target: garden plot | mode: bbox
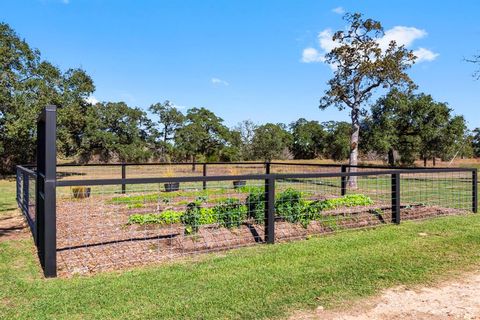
[55,182,468,277]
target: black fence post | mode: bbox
[121,163,126,194]
[203,163,207,190]
[341,165,347,196]
[391,173,401,224]
[36,105,57,278]
[473,169,478,213]
[264,176,275,244]
[265,161,271,175]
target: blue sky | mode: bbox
[1,0,480,128]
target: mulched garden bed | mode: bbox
[55,196,468,277]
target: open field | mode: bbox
[1,214,480,319]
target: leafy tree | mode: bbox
[78,102,151,163]
[148,101,184,159]
[0,22,94,173]
[366,90,467,166]
[251,123,292,161]
[233,120,257,160]
[289,118,326,159]
[323,121,351,161]
[174,107,230,163]
[319,13,416,186]
[473,128,480,157]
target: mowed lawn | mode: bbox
[1,213,480,318]
[0,178,16,214]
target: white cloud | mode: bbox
[332,7,345,15]
[211,77,229,86]
[413,47,439,62]
[61,0,70,4]
[301,25,438,64]
[301,48,324,63]
[85,95,99,105]
[377,26,427,50]
[318,29,340,52]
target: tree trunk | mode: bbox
[348,107,360,189]
[432,157,436,167]
[423,157,427,167]
[388,149,395,166]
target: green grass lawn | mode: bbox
[0,178,16,215]
[2,214,480,319]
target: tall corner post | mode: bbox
[473,169,478,214]
[36,105,57,277]
[391,173,401,224]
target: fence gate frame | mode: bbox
[36,105,57,277]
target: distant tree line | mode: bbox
[0,21,478,174]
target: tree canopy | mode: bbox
[319,13,416,186]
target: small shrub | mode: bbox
[213,198,247,229]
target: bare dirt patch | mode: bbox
[0,210,28,241]
[290,271,480,320]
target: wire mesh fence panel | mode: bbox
[55,178,268,276]
[399,171,473,221]
[270,163,342,174]
[16,167,37,233]
[273,174,394,242]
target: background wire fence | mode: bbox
[50,164,477,276]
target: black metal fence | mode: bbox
[15,106,479,277]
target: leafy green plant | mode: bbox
[127,210,183,225]
[245,189,265,223]
[275,188,306,225]
[182,202,202,234]
[212,198,247,229]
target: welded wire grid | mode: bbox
[53,165,475,276]
[55,178,267,276]
[273,174,392,241]
[399,171,473,220]
[16,168,37,227]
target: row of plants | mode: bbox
[109,185,263,206]
[127,188,374,234]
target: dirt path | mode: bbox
[291,271,480,320]
[0,210,28,241]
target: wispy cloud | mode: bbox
[332,7,345,15]
[61,0,70,4]
[301,25,438,65]
[413,47,439,62]
[211,77,229,86]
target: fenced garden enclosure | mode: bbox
[16,106,479,278]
